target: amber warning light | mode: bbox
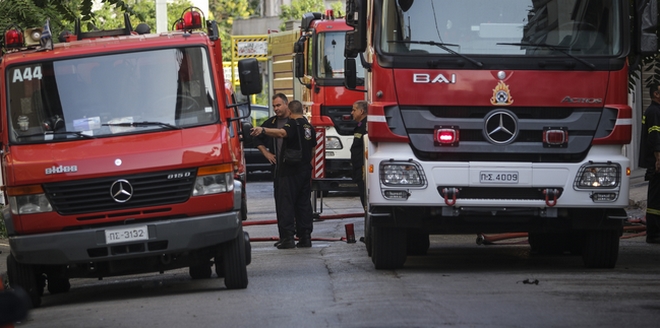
[434,126,459,147]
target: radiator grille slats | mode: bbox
[44,169,197,215]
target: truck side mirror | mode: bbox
[636,0,658,56]
[238,58,262,96]
[294,53,305,78]
[345,0,367,56]
[344,58,357,89]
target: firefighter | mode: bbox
[253,93,291,246]
[351,100,368,211]
[251,100,317,248]
[639,83,660,244]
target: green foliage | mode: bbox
[279,0,326,30]
[331,1,345,18]
[92,0,194,32]
[209,0,255,62]
[0,0,77,37]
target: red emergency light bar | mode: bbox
[3,25,24,49]
[434,126,459,147]
[174,7,205,31]
[324,9,335,20]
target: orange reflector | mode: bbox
[198,163,233,176]
[6,184,44,196]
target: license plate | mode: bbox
[105,225,149,244]
[480,171,519,184]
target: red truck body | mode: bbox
[298,14,366,180]
[343,0,657,270]
[1,11,252,307]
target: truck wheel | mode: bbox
[189,261,212,279]
[364,214,373,257]
[372,226,407,270]
[223,226,248,289]
[214,254,225,278]
[582,230,619,268]
[47,276,71,294]
[240,197,248,221]
[7,254,42,307]
[406,231,430,256]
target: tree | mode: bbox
[209,0,254,61]
[279,0,325,31]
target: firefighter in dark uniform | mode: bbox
[252,93,290,246]
[251,100,317,249]
[351,100,368,210]
[640,83,660,244]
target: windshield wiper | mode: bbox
[103,121,181,130]
[16,131,96,139]
[497,42,596,70]
[390,40,484,68]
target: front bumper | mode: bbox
[9,211,242,265]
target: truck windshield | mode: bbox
[6,47,217,144]
[380,0,622,56]
[316,31,365,78]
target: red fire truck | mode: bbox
[344,0,657,269]
[0,9,260,306]
[292,12,366,191]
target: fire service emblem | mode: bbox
[490,81,514,106]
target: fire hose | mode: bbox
[476,217,648,245]
[242,212,364,242]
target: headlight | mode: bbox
[193,172,234,196]
[9,194,53,215]
[380,162,426,186]
[574,164,620,189]
[325,137,342,150]
[193,164,235,196]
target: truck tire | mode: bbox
[582,230,619,268]
[364,214,373,257]
[406,231,430,256]
[189,261,212,279]
[47,276,71,295]
[7,254,41,307]
[372,226,407,270]
[223,226,248,289]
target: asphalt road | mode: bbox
[1,174,659,327]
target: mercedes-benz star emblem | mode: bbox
[110,179,133,203]
[484,110,518,144]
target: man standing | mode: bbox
[253,93,290,246]
[351,100,368,210]
[639,83,660,244]
[251,100,317,249]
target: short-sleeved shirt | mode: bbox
[279,117,317,177]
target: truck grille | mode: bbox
[394,106,616,163]
[43,169,197,215]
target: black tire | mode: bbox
[189,262,212,279]
[372,226,407,270]
[364,214,373,257]
[7,254,41,308]
[47,276,71,295]
[214,253,225,278]
[406,231,430,256]
[582,230,619,268]
[240,196,248,221]
[223,226,248,289]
